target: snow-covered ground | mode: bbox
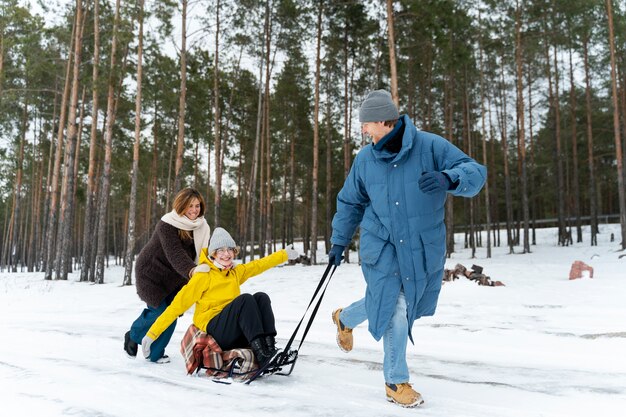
[1,224,625,417]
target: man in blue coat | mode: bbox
[329,90,486,408]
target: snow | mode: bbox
[1,224,625,417]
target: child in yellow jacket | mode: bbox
[141,227,299,367]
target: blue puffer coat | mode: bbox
[331,115,486,341]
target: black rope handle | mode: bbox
[282,263,338,354]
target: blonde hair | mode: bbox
[172,188,206,241]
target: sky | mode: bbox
[1,223,625,417]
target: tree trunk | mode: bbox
[548,39,567,246]
[39,87,58,271]
[606,0,626,249]
[289,132,295,246]
[342,21,350,263]
[515,1,530,253]
[310,0,323,264]
[173,0,188,194]
[213,0,222,227]
[478,15,491,258]
[68,87,86,274]
[55,0,84,280]
[150,110,159,233]
[567,47,582,243]
[44,17,76,280]
[9,102,28,271]
[498,55,514,254]
[262,2,273,257]
[123,0,144,286]
[80,0,99,281]
[94,0,121,284]
[444,72,455,256]
[386,0,398,106]
[246,5,269,261]
[325,73,332,254]
[527,55,537,245]
[462,76,475,258]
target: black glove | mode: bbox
[418,171,452,194]
[328,244,345,266]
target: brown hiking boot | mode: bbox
[332,308,353,352]
[385,383,424,408]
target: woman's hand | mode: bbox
[189,264,211,277]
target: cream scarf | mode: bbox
[161,210,211,263]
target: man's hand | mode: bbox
[328,244,345,266]
[418,171,451,194]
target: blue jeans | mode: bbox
[340,292,409,384]
[130,291,177,362]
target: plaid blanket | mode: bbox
[180,324,258,380]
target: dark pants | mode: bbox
[130,291,177,362]
[206,292,276,350]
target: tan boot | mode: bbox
[331,308,353,352]
[385,383,424,408]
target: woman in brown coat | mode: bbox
[123,188,210,363]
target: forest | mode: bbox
[0,0,625,283]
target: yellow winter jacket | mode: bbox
[146,248,288,341]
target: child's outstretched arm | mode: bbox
[237,250,288,285]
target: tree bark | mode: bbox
[173,0,188,194]
[310,0,323,264]
[245,5,269,261]
[567,46,582,243]
[342,20,350,263]
[515,1,530,253]
[478,15,491,258]
[605,0,626,249]
[80,15,98,279]
[38,87,58,270]
[498,54,514,253]
[213,0,222,227]
[386,0,398,106]
[80,0,99,281]
[9,102,28,271]
[94,0,121,284]
[123,0,144,286]
[44,16,76,280]
[325,72,332,254]
[55,0,84,280]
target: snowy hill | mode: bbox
[1,225,625,417]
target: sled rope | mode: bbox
[282,263,338,354]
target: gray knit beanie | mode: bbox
[358,89,399,122]
[209,227,236,254]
